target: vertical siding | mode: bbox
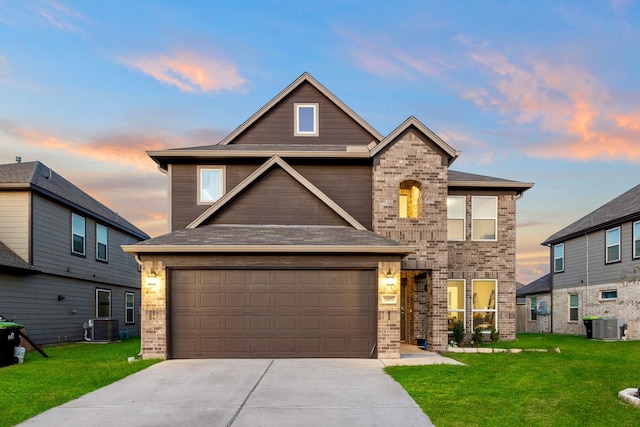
[0,192,30,261]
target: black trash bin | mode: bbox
[582,316,600,340]
[0,322,22,367]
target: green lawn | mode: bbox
[386,334,640,427]
[0,338,160,427]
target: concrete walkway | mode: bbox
[18,358,442,427]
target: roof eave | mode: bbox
[448,181,534,193]
[122,244,416,255]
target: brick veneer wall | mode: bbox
[140,260,168,359]
[552,282,640,339]
[447,193,518,341]
[377,261,402,358]
[372,130,449,351]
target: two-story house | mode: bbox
[123,73,532,359]
[0,160,149,345]
[535,184,640,339]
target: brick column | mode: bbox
[141,260,167,359]
[377,261,401,358]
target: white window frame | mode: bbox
[605,227,621,264]
[471,196,497,241]
[125,292,135,324]
[447,279,466,331]
[294,103,319,136]
[569,293,579,322]
[600,290,618,301]
[96,224,108,262]
[447,196,466,241]
[197,166,225,205]
[471,279,498,331]
[633,221,640,259]
[554,243,565,273]
[96,288,111,318]
[530,296,538,321]
[71,213,86,256]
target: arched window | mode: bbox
[399,180,421,218]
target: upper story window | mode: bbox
[399,180,421,219]
[71,213,86,256]
[96,224,108,262]
[471,196,497,241]
[554,243,564,273]
[294,103,318,136]
[606,227,621,264]
[633,221,640,259]
[447,196,466,241]
[198,166,225,204]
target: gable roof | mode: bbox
[448,170,534,194]
[122,225,414,254]
[0,161,149,240]
[370,116,460,165]
[217,72,383,146]
[0,240,37,275]
[516,273,551,296]
[187,155,367,230]
[543,183,640,245]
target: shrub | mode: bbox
[452,320,465,345]
[472,327,484,347]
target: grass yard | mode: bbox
[386,334,640,427]
[0,338,160,427]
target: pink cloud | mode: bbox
[119,51,246,93]
[464,49,640,162]
[34,0,88,34]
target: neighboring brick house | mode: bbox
[0,161,148,345]
[539,184,640,339]
[123,73,533,359]
[516,274,551,333]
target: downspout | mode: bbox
[585,234,589,315]
[549,245,553,334]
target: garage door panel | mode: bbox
[170,269,376,358]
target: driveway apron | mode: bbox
[18,359,434,427]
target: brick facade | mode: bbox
[372,130,449,352]
[140,260,167,359]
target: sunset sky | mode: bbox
[1,1,638,284]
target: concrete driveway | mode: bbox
[18,359,435,427]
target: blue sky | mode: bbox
[1,1,638,284]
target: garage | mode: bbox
[170,269,377,358]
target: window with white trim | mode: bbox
[606,227,621,263]
[198,166,225,204]
[530,296,538,321]
[96,224,108,262]
[71,213,85,256]
[125,292,135,324]
[96,288,111,318]
[633,221,640,259]
[554,243,564,273]
[472,279,497,331]
[447,196,466,241]
[600,290,617,300]
[472,196,497,241]
[294,103,318,136]
[569,293,579,322]
[447,280,465,331]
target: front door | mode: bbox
[400,278,407,342]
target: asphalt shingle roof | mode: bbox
[543,184,640,245]
[516,273,551,296]
[134,225,408,249]
[0,161,148,240]
[0,241,35,273]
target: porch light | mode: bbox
[385,269,395,287]
[146,271,158,286]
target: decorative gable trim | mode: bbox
[218,72,383,145]
[370,116,460,165]
[186,155,367,230]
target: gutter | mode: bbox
[122,244,416,255]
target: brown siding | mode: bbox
[207,168,350,226]
[232,83,376,145]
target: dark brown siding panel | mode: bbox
[207,168,350,226]
[232,83,376,145]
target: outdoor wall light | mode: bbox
[146,271,158,286]
[385,269,395,287]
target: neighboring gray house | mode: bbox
[516,274,551,333]
[0,161,149,345]
[540,184,640,339]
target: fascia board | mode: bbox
[122,244,416,254]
